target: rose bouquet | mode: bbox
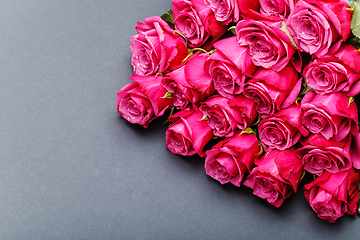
[117,0,360,223]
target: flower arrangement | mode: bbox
[117,0,360,223]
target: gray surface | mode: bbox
[0,0,359,239]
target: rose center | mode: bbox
[309,155,332,170]
[173,89,188,109]
[315,203,335,216]
[298,15,318,41]
[303,110,329,133]
[127,102,141,116]
[133,45,152,75]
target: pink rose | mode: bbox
[163,52,215,109]
[204,36,256,98]
[259,0,294,18]
[116,75,172,128]
[166,108,213,157]
[235,16,297,71]
[204,0,260,25]
[300,91,359,141]
[172,0,227,47]
[304,168,360,223]
[243,149,304,207]
[162,54,204,110]
[243,66,301,118]
[162,73,201,110]
[200,94,257,137]
[258,103,307,152]
[296,133,353,175]
[130,16,188,76]
[205,131,260,187]
[286,0,352,57]
[303,43,360,97]
[183,52,216,97]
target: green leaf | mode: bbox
[279,21,298,49]
[251,115,261,126]
[255,142,264,156]
[161,92,173,99]
[156,72,164,77]
[181,51,193,64]
[175,30,186,40]
[169,106,175,117]
[228,26,237,36]
[161,9,175,29]
[345,36,360,49]
[299,77,313,95]
[348,96,355,108]
[200,115,209,121]
[240,127,255,135]
[240,127,260,140]
[351,0,360,38]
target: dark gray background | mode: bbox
[0,0,359,239]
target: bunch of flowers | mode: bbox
[117,0,360,223]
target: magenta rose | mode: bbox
[303,43,360,97]
[162,55,203,110]
[296,133,354,176]
[235,16,297,71]
[162,74,201,110]
[286,0,353,57]
[258,103,308,152]
[163,52,215,109]
[130,16,188,76]
[166,108,213,157]
[304,168,360,223]
[204,36,256,98]
[243,66,301,118]
[116,75,172,128]
[243,149,304,207]
[205,131,260,187]
[183,52,216,98]
[172,0,227,47]
[259,0,294,18]
[300,91,359,141]
[204,0,260,25]
[200,94,257,137]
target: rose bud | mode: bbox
[235,16,297,71]
[172,0,227,48]
[205,130,260,187]
[258,103,307,152]
[166,107,213,157]
[286,0,353,57]
[296,133,353,176]
[116,75,172,128]
[303,43,360,97]
[259,0,294,18]
[130,16,188,76]
[204,0,260,25]
[304,168,360,223]
[200,94,257,137]
[243,149,304,207]
[300,91,359,142]
[243,66,301,118]
[204,36,256,98]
